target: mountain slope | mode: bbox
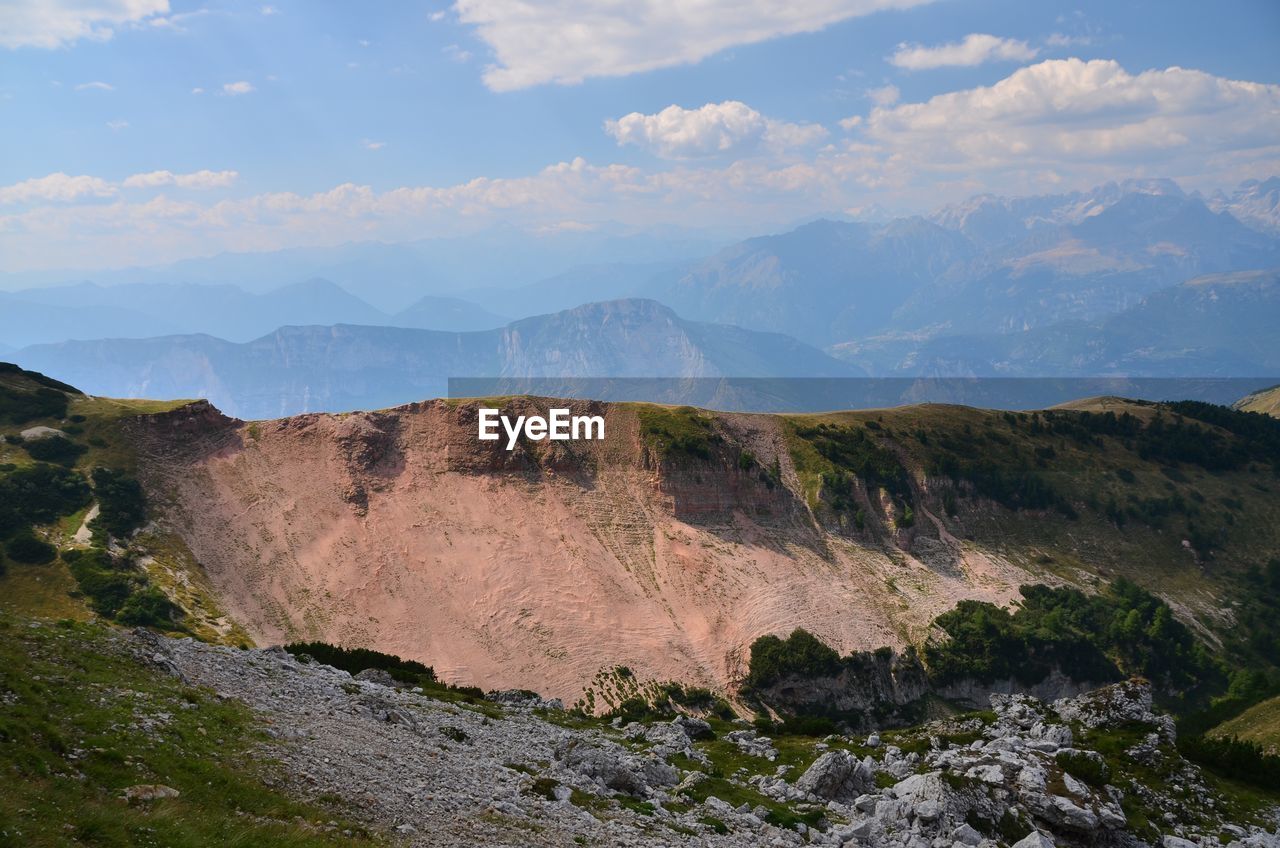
[834,269,1280,376]
[645,180,1280,346]
[645,218,976,346]
[14,299,859,418]
[114,392,1280,704]
[1235,385,1280,417]
[391,295,508,331]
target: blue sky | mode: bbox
[1,0,1278,270]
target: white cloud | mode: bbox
[260,5,279,14]
[5,61,1279,271]
[121,170,238,189]
[606,101,826,159]
[222,80,254,95]
[442,44,472,63]
[75,80,114,91]
[191,87,204,94]
[890,33,1038,70]
[866,84,899,106]
[428,10,447,22]
[106,119,129,130]
[147,8,209,31]
[0,173,114,204]
[0,0,168,49]
[362,140,387,151]
[1046,32,1092,48]
[859,59,1280,176]
[0,169,236,206]
[874,66,1279,203]
[454,0,936,91]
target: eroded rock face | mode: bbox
[137,398,1030,702]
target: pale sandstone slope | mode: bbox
[130,398,1027,701]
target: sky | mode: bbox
[1,0,1279,271]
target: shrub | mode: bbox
[115,587,182,628]
[1055,750,1110,788]
[637,406,717,460]
[284,641,437,686]
[0,384,68,424]
[0,463,92,525]
[22,436,86,467]
[66,550,137,617]
[4,532,57,564]
[746,628,842,689]
[1179,735,1280,792]
[924,580,1222,699]
[89,468,148,541]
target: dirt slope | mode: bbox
[127,398,1027,701]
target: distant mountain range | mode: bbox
[645,179,1280,346]
[5,177,1279,414]
[0,226,728,313]
[0,278,508,346]
[13,299,858,418]
[831,269,1280,376]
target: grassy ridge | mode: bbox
[1210,695,1280,754]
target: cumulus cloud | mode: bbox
[0,0,168,49]
[859,59,1280,175]
[0,173,115,204]
[0,169,236,206]
[454,0,936,91]
[121,169,238,189]
[890,33,1038,70]
[605,101,826,159]
[362,140,387,151]
[222,80,254,95]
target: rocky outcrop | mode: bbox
[134,630,1280,848]
[793,750,874,804]
[753,647,931,731]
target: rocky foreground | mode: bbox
[131,629,1279,848]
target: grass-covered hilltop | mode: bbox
[2,361,1279,846]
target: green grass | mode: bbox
[0,614,381,848]
[1210,695,1280,754]
[635,406,718,460]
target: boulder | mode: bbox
[123,784,180,803]
[555,738,677,797]
[794,750,874,804]
[354,668,397,687]
[673,715,714,740]
[1012,833,1055,848]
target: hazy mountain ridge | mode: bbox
[654,181,1280,346]
[14,299,858,418]
[832,269,1280,376]
[0,278,507,346]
